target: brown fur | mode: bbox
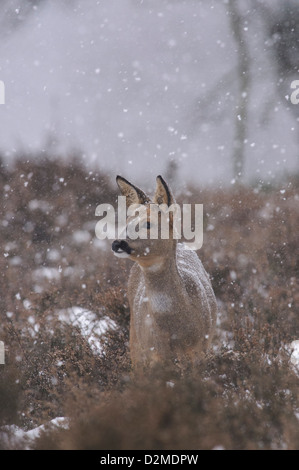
[113,175,217,372]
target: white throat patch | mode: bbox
[113,251,130,258]
[142,261,164,273]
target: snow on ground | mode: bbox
[0,307,118,448]
[56,306,117,355]
[286,340,299,375]
[2,306,299,448]
[0,417,69,450]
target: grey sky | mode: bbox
[0,0,298,187]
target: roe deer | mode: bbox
[112,175,217,371]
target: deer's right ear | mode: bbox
[153,175,175,206]
[116,175,151,207]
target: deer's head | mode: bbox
[112,175,177,268]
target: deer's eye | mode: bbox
[144,221,151,230]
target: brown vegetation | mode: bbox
[0,155,298,449]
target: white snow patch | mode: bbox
[287,340,299,372]
[0,417,69,449]
[56,306,117,354]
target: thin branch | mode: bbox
[227,0,251,182]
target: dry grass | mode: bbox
[0,155,298,449]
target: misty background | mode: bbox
[0,0,299,187]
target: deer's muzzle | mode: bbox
[112,239,132,255]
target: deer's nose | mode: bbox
[112,240,131,254]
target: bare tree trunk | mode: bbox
[227,0,251,183]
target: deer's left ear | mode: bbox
[116,175,151,208]
[153,175,175,206]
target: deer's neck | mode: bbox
[138,254,187,318]
[140,255,179,292]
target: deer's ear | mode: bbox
[116,176,151,207]
[153,175,175,206]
